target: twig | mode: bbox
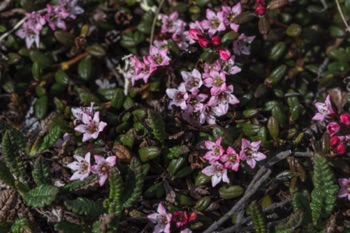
[293,151,313,157]
[335,0,350,32]
[203,150,293,233]
[149,0,165,47]
[0,17,26,43]
[219,198,292,233]
[203,170,272,233]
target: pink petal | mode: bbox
[67,162,79,170]
[157,203,166,215]
[70,171,83,180]
[338,178,350,186]
[211,174,221,187]
[147,213,159,223]
[94,155,105,165]
[337,188,348,197]
[74,124,88,133]
[82,133,92,142]
[246,158,257,169]
[84,152,91,162]
[106,156,117,167]
[93,111,100,122]
[206,9,216,20]
[254,152,266,161]
[98,173,108,186]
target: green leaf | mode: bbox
[65,197,102,215]
[2,130,26,182]
[11,218,33,233]
[147,110,166,144]
[120,31,145,52]
[38,125,62,152]
[247,202,266,233]
[29,50,52,68]
[54,222,85,233]
[122,157,146,209]
[78,56,94,81]
[55,70,69,85]
[76,86,101,105]
[310,155,338,223]
[0,162,15,188]
[105,167,123,213]
[86,44,106,57]
[137,12,153,34]
[34,95,48,119]
[62,175,96,193]
[24,185,60,208]
[32,156,51,186]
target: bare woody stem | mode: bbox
[335,0,350,32]
[150,0,165,47]
[203,150,293,233]
[60,52,89,70]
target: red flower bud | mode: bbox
[198,38,211,48]
[255,6,266,15]
[188,29,204,41]
[340,113,350,126]
[211,35,221,45]
[335,143,346,155]
[188,212,197,222]
[218,48,231,61]
[326,122,340,136]
[330,136,340,148]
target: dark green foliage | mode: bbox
[0,162,15,188]
[23,185,59,208]
[292,192,312,224]
[54,222,85,233]
[105,167,123,212]
[147,109,166,144]
[274,210,304,233]
[65,197,102,215]
[32,156,51,186]
[122,157,147,209]
[62,175,96,193]
[247,201,266,233]
[1,130,26,182]
[10,218,33,233]
[310,155,338,223]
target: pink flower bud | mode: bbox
[211,36,221,45]
[188,29,204,40]
[340,113,350,126]
[326,122,340,136]
[255,6,266,15]
[198,38,211,48]
[218,48,231,61]
[256,0,265,4]
[335,143,346,155]
[330,136,340,148]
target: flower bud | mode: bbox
[255,6,266,16]
[340,113,350,126]
[335,143,346,155]
[198,38,211,48]
[211,36,221,45]
[218,48,231,60]
[330,136,340,148]
[188,29,204,41]
[326,122,340,136]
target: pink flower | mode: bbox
[172,211,189,228]
[148,46,170,67]
[198,38,211,48]
[340,113,350,125]
[239,139,266,169]
[233,34,255,56]
[153,40,168,49]
[337,178,350,200]
[166,83,189,110]
[91,155,117,186]
[220,56,241,75]
[207,85,240,107]
[16,27,41,49]
[326,122,340,136]
[59,0,84,19]
[203,70,227,95]
[181,69,203,93]
[74,112,107,142]
[124,56,144,85]
[188,28,204,41]
[160,12,181,34]
[312,95,335,121]
[45,4,69,30]
[71,102,95,125]
[147,203,172,233]
[24,11,46,31]
[140,56,157,83]
[221,3,241,31]
[202,162,230,187]
[67,152,91,181]
[218,48,231,61]
[201,9,226,36]
[203,137,225,163]
[220,146,240,171]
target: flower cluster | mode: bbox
[67,152,116,186]
[124,3,255,125]
[338,178,350,201]
[147,203,197,233]
[202,137,266,187]
[72,103,107,142]
[16,0,83,48]
[312,95,350,155]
